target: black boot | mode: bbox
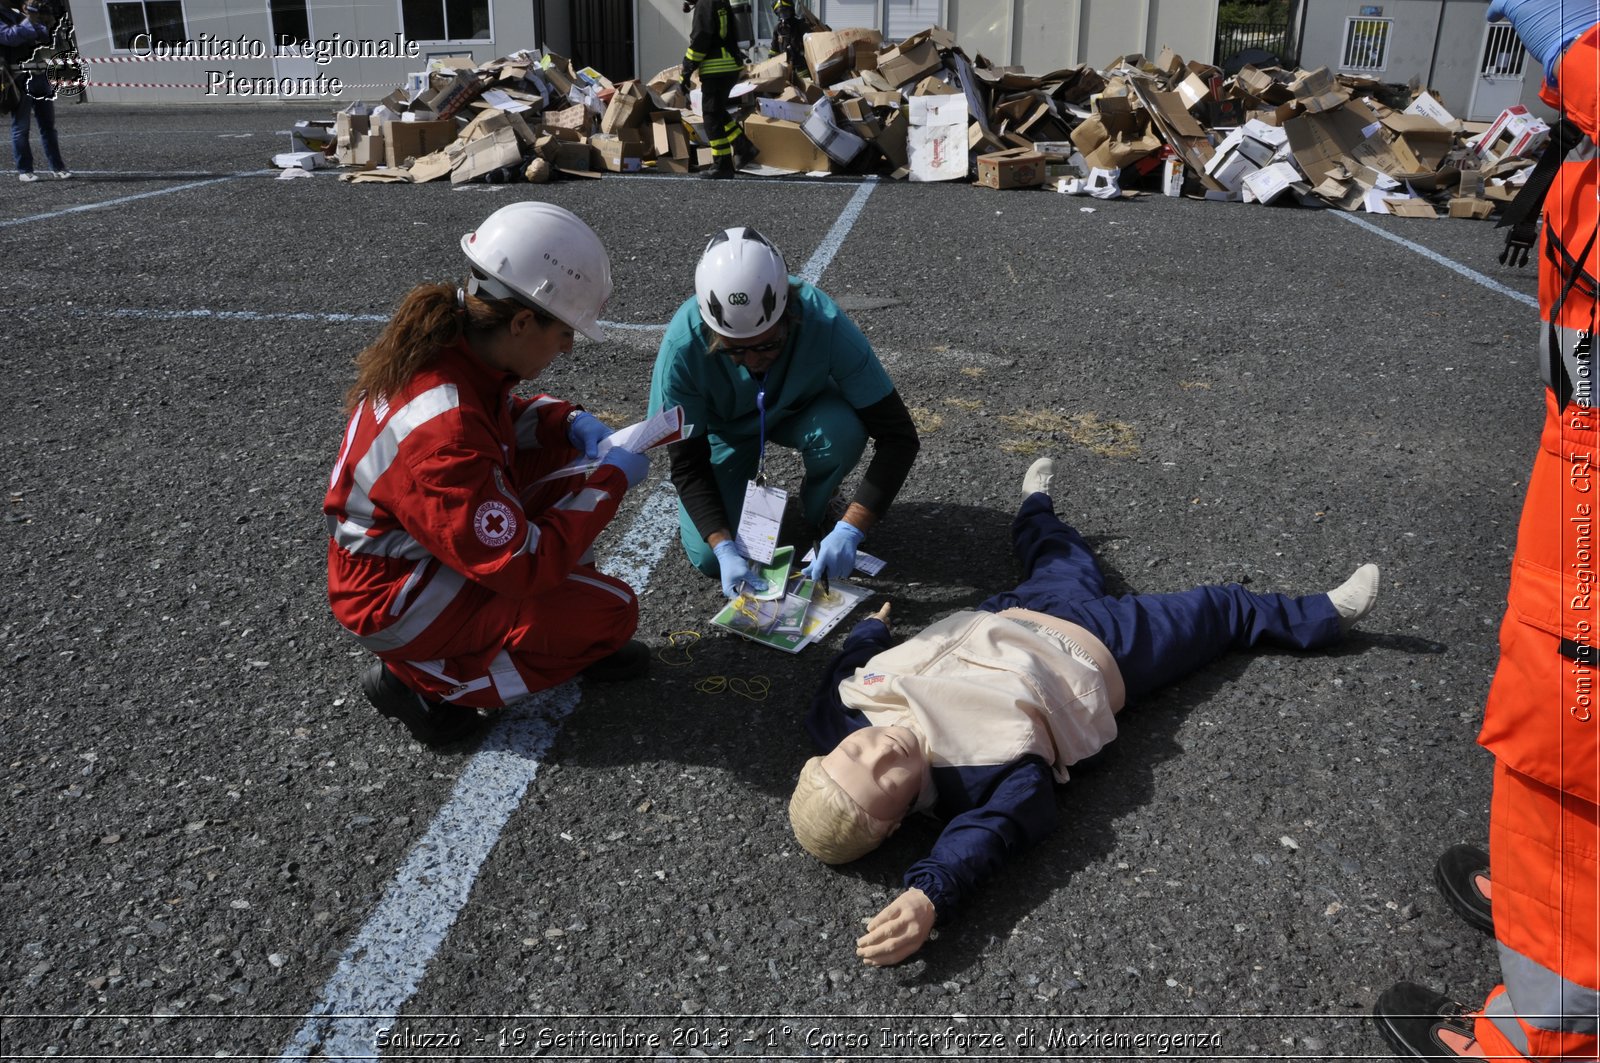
[1433,844,1493,933]
[362,662,486,747]
[700,156,736,179]
[1372,982,1481,1059]
[580,640,651,682]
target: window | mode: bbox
[269,0,311,51]
[884,0,940,41]
[400,0,490,43]
[813,0,944,42]
[106,0,186,49]
[1340,16,1390,73]
[1481,21,1527,79]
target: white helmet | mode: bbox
[460,202,613,341]
[694,227,789,340]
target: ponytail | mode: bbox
[343,281,527,412]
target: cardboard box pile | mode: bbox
[301,28,1549,219]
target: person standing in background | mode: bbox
[1,0,69,182]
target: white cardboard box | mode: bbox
[907,94,968,182]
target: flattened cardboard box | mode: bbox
[451,126,521,184]
[1380,113,1454,174]
[743,114,833,173]
[1385,196,1438,218]
[1284,102,1384,187]
[874,105,909,170]
[976,147,1044,189]
[1449,196,1495,219]
[876,37,941,87]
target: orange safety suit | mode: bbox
[1470,23,1600,1060]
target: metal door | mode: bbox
[570,0,635,80]
[1468,20,1527,121]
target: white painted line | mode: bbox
[279,181,878,1060]
[0,174,244,228]
[278,487,680,1061]
[1332,211,1539,310]
[80,307,391,325]
[65,306,667,332]
[800,177,878,284]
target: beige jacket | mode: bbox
[836,608,1127,785]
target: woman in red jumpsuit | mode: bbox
[324,203,652,746]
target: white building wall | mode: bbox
[1298,0,1550,121]
[637,0,1219,87]
[69,0,1219,106]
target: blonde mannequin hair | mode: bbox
[788,755,898,864]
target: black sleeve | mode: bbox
[851,388,920,519]
[667,435,729,542]
[685,0,718,67]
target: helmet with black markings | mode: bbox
[693,226,789,340]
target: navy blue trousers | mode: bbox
[979,493,1343,702]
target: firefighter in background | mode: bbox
[1372,0,1600,1058]
[680,0,748,179]
[771,0,809,79]
[324,203,651,748]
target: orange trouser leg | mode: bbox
[1474,762,1600,1060]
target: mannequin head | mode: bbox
[789,725,923,864]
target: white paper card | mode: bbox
[735,481,787,564]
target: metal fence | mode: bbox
[1214,18,1292,66]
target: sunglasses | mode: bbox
[721,328,787,359]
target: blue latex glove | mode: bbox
[567,411,611,460]
[804,521,865,582]
[1488,0,1599,83]
[599,448,649,489]
[713,540,768,599]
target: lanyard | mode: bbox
[754,380,768,484]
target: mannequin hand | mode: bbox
[857,888,936,967]
[868,601,892,628]
[803,521,864,582]
[599,448,649,489]
[713,540,767,599]
[1488,0,1599,81]
[567,411,610,459]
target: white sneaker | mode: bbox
[1021,457,1056,500]
[52,170,72,179]
[1328,563,1380,632]
[17,172,38,183]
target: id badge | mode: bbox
[735,480,787,564]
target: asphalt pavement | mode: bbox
[0,103,1542,1060]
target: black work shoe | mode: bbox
[362,662,486,747]
[1433,844,1493,933]
[700,158,735,179]
[1372,981,1481,1059]
[580,639,650,682]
